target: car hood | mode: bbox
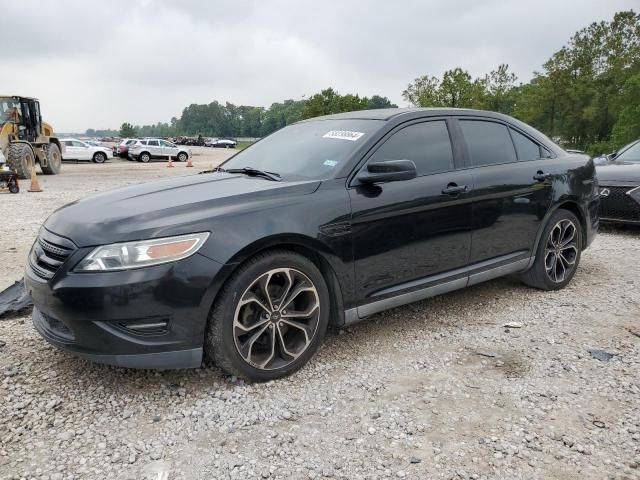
[44,173,321,247]
[596,162,640,182]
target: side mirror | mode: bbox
[607,152,617,161]
[357,160,417,184]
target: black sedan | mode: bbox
[596,139,640,224]
[24,108,599,381]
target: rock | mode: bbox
[503,322,523,328]
[588,349,615,362]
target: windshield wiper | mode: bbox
[213,166,282,181]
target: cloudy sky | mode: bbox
[2,0,635,132]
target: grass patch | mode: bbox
[236,141,255,150]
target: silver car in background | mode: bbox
[128,139,192,163]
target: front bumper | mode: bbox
[25,231,226,369]
[33,307,203,368]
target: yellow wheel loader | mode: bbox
[0,96,63,179]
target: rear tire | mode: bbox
[41,143,62,175]
[205,250,330,382]
[520,209,582,291]
[6,143,33,179]
[8,182,19,194]
[140,152,151,163]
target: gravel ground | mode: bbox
[0,158,639,479]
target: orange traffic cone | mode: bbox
[27,162,42,192]
[186,157,193,168]
[167,156,174,168]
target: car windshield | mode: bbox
[616,141,640,162]
[220,119,384,180]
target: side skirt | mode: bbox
[344,257,532,325]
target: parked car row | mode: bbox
[110,138,193,163]
[170,136,239,148]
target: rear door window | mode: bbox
[460,120,517,166]
[369,120,454,176]
[147,140,159,147]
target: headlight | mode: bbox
[74,232,210,272]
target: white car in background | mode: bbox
[61,138,113,163]
[128,138,192,163]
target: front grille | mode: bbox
[29,230,76,280]
[600,186,640,222]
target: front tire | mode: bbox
[6,143,33,179]
[520,209,582,291]
[93,152,107,163]
[177,152,188,162]
[205,250,330,381]
[41,143,62,175]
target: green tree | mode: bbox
[366,95,397,109]
[402,68,486,108]
[484,64,518,114]
[119,122,137,138]
[402,75,440,106]
[513,10,640,152]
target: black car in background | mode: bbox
[24,108,599,381]
[596,139,640,224]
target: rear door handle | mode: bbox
[533,171,550,182]
[442,183,469,195]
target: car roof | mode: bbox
[302,107,524,122]
[0,95,38,101]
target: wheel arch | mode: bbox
[210,234,346,327]
[49,137,63,154]
[528,199,588,270]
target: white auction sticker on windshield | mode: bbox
[323,130,365,141]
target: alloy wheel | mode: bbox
[233,268,320,370]
[544,219,578,283]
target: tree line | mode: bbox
[101,10,638,154]
[110,90,396,140]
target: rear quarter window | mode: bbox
[510,128,541,161]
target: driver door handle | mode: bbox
[442,183,469,195]
[533,171,550,182]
